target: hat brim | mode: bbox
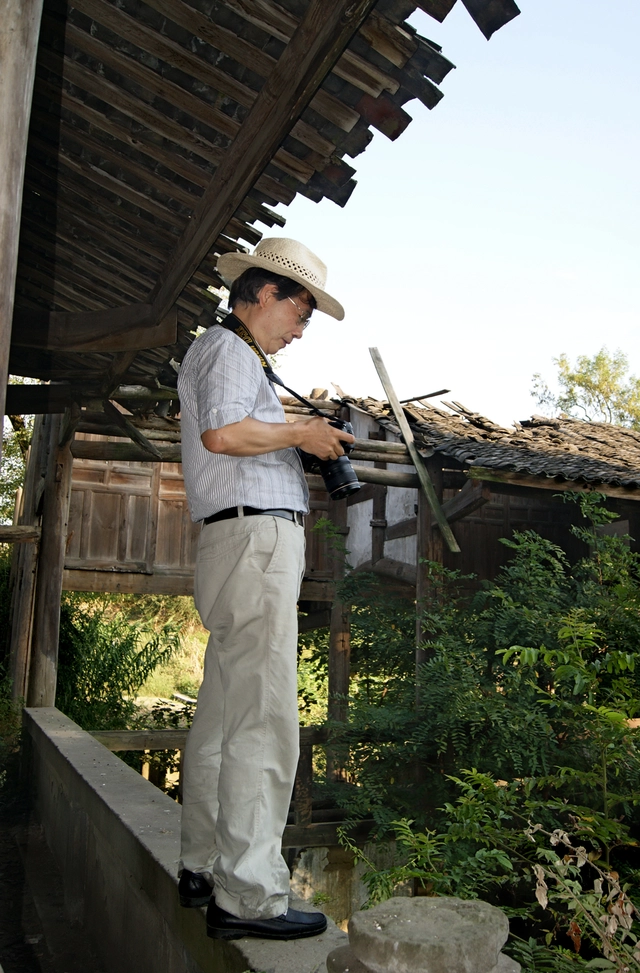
[217,251,345,321]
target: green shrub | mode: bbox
[56,593,180,730]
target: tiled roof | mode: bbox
[347,397,640,490]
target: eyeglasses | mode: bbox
[286,296,313,328]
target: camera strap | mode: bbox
[222,313,330,418]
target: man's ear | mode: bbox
[257,283,277,309]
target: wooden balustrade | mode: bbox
[91,723,372,847]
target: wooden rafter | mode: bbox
[150,0,381,323]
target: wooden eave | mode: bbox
[11,0,519,400]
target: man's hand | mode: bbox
[295,416,354,461]
[201,415,354,459]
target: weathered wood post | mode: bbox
[415,457,445,690]
[8,414,48,700]
[327,494,350,727]
[0,0,44,445]
[27,414,74,707]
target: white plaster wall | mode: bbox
[346,410,378,569]
[346,416,420,568]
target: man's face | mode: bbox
[250,284,314,355]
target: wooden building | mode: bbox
[1,0,524,712]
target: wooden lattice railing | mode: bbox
[91,724,372,848]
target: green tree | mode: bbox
[531,348,640,427]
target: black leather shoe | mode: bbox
[178,869,213,908]
[206,901,328,941]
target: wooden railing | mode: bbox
[91,724,372,848]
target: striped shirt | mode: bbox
[178,325,309,522]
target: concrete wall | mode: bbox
[23,708,346,973]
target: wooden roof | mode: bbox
[348,397,640,497]
[9,0,519,410]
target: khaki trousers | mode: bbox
[179,513,305,919]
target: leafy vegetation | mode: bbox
[532,348,640,427]
[56,593,182,730]
[301,494,640,969]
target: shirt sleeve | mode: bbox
[196,331,263,434]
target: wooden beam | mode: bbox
[385,517,417,542]
[150,0,379,322]
[0,0,44,447]
[90,723,328,752]
[12,306,177,353]
[467,467,640,503]
[0,525,40,543]
[298,608,332,633]
[440,479,491,523]
[369,347,460,553]
[5,384,74,415]
[355,556,417,587]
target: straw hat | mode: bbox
[216,237,344,321]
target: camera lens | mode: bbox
[318,456,361,500]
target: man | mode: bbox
[176,238,353,941]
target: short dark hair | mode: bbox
[228,267,317,311]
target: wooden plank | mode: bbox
[414,0,457,22]
[51,15,316,185]
[91,723,328,751]
[460,0,521,40]
[63,568,194,595]
[282,819,374,849]
[467,467,640,503]
[0,525,41,542]
[440,479,491,523]
[347,482,376,506]
[385,517,417,542]
[299,579,335,602]
[5,385,75,415]
[298,608,332,632]
[106,0,336,157]
[68,441,420,490]
[0,0,44,442]
[150,0,380,322]
[200,0,399,100]
[12,306,177,353]
[369,347,460,553]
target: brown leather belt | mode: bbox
[203,506,304,527]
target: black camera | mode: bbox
[299,418,361,500]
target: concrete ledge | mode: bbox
[23,707,346,973]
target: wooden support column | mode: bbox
[327,494,350,726]
[416,457,445,697]
[0,0,44,444]
[27,413,74,707]
[8,414,48,700]
[369,430,387,565]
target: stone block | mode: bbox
[348,896,512,973]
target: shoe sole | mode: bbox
[207,923,327,941]
[180,894,212,908]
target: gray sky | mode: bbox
[268,0,640,425]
